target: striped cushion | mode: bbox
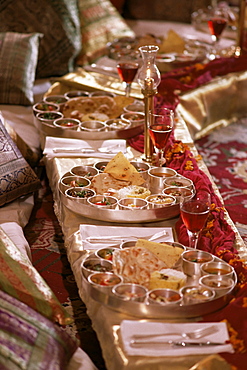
[0,289,78,370]
[0,226,73,326]
[0,0,82,78]
[76,0,135,65]
[0,32,41,105]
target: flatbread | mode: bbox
[62,96,117,120]
[135,239,184,268]
[103,152,145,185]
[113,247,167,288]
[159,29,186,54]
[90,173,131,196]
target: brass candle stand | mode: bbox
[137,45,161,164]
[141,79,156,163]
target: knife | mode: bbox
[130,340,226,348]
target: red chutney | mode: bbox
[91,273,121,286]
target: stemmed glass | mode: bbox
[117,53,139,97]
[148,108,174,167]
[207,6,228,59]
[180,191,211,249]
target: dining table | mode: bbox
[42,19,247,370]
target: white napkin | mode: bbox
[84,56,118,78]
[120,321,234,357]
[43,136,126,159]
[80,225,174,250]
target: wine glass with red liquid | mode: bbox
[117,54,139,97]
[180,191,211,249]
[207,6,228,59]
[148,108,174,167]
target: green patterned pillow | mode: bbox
[76,0,135,65]
[0,32,41,105]
[0,119,41,206]
[0,289,78,369]
[0,226,73,325]
[0,0,82,78]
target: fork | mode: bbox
[85,230,167,244]
[53,143,122,154]
[131,325,219,342]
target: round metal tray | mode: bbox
[39,120,144,140]
[82,254,237,319]
[59,189,180,223]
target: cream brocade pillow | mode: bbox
[76,0,135,65]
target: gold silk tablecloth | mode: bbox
[177,70,247,140]
[43,106,245,369]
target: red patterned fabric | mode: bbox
[127,56,247,369]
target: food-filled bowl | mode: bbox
[146,194,176,208]
[147,289,183,305]
[112,283,147,302]
[88,272,123,293]
[182,250,214,277]
[81,258,113,279]
[65,187,96,204]
[59,176,91,193]
[70,165,99,179]
[118,197,148,210]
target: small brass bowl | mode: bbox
[118,197,148,210]
[81,258,113,279]
[112,283,147,302]
[200,261,235,279]
[182,250,214,277]
[65,187,95,204]
[148,167,177,193]
[94,161,109,172]
[199,275,235,297]
[88,272,123,293]
[180,285,215,305]
[79,120,107,132]
[53,118,80,130]
[147,289,183,305]
[164,175,194,191]
[70,165,99,179]
[95,247,115,261]
[33,101,60,116]
[59,176,91,193]
[87,195,118,209]
[162,186,194,202]
[146,194,176,208]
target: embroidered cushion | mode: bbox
[0,32,41,105]
[0,226,73,325]
[0,0,82,78]
[76,0,135,65]
[0,289,78,369]
[0,119,41,206]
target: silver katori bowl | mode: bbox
[81,258,113,279]
[59,176,91,193]
[182,250,214,277]
[112,283,147,302]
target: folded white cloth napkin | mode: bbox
[80,225,174,250]
[120,320,234,357]
[43,136,126,159]
[84,56,118,78]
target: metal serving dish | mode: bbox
[39,118,144,140]
[59,165,181,223]
[82,253,237,319]
[60,189,180,223]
